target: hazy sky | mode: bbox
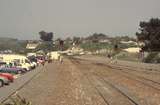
[0,0,160,39]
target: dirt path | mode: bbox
[18,57,160,105]
[18,59,106,105]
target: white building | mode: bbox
[26,43,39,50]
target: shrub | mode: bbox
[143,52,159,63]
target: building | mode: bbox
[26,40,40,50]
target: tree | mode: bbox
[39,31,53,41]
[136,18,160,51]
[36,41,53,53]
[38,31,54,52]
[65,37,72,44]
[86,33,108,43]
[73,37,81,45]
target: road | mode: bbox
[0,66,43,103]
[1,56,160,105]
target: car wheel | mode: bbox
[10,79,14,83]
[4,82,9,85]
[23,68,27,72]
[0,80,4,87]
[18,71,22,74]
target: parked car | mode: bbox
[0,62,6,67]
[0,76,10,87]
[0,54,32,71]
[0,73,14,82]
[0,67,25,74]
[37,57,45,66]
[11,60,31,71]
[9,67,26,74]
[28,56,38,65]
[30,62,36,69]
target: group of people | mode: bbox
[45,55,64,65]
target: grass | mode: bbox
[115,51,140,62]
[94,51,141,62]
[80,42,112,52]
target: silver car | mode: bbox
[0,76,10,87]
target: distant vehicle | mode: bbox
[47,52,60,60]
[36,56,46,65]
[67,52,74,56]
[27,56,37,68]
[79,52,85,55]
[0,76,10,87]
[37,59,45,66]
[0,73,14,82]
[27,53,36,57]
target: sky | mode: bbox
[0,0,160,40]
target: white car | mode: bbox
[32,62,37,67]
[30,62,37,69]
[79,52,85,55]
[16,63,31,71]
[67,52,74,56]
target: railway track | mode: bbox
[85,74,110,105]
[70,58,140,105]
[90,61,160,91]
[74,57,160,74]
[70,57,160,105]
[69,58,110,105]
[105,63,160,75]
[94,73,139,105]
[104,64,160,90]
[71,57,160,89]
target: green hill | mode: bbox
[0,37,27,53]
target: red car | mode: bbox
[0,73,14,82]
